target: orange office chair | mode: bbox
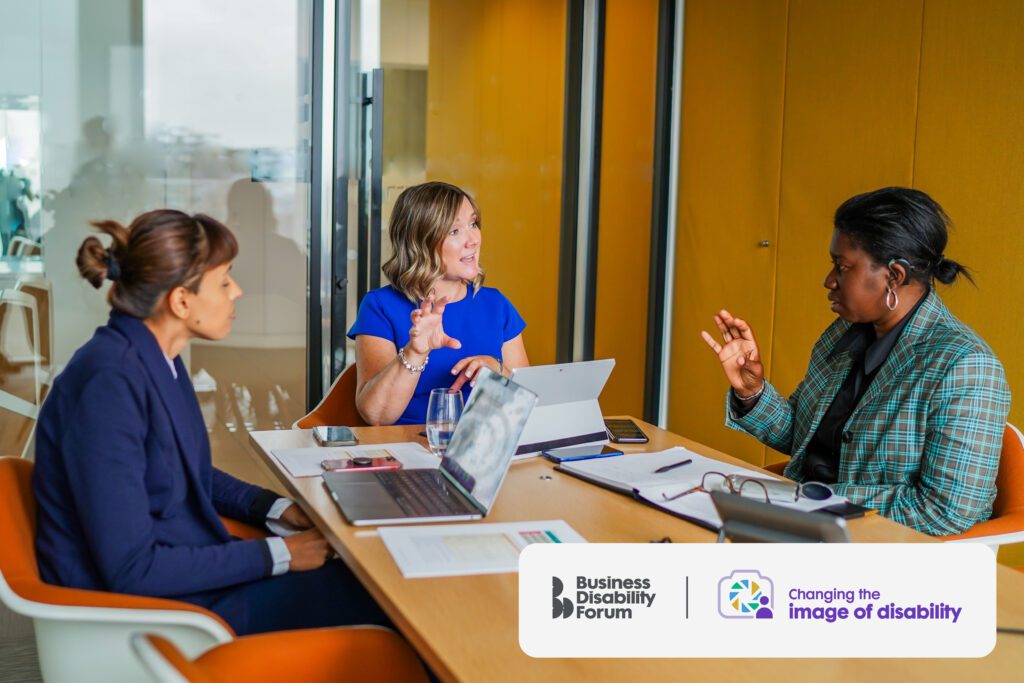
[0,456,423,682]
[132,629,428,683]
[293,363,367,428]
[0,456,236,681]
[763,460,788,476]
[946,423,1024,547]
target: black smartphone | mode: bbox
[604,418,649,444]
[542,444,623,463]
[819,501,874,520]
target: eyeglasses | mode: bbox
[661,472,834,505]
[661,471,771,505]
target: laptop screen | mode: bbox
[440,368,538,512]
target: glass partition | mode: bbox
[0,0,312,482]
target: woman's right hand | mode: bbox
[700,309,764,398]
[406,294,462,356]
[283,528,331,572]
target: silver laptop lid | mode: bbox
[439,367,538,513]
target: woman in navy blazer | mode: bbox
[33,210,385,635]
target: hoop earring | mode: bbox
[885,286,898,311]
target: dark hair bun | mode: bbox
[76,236,107,289]
[933,257,972,286]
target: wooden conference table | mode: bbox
[248,417,1024,683]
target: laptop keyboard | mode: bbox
[375,469,478,517]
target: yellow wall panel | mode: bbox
[913,0,1024,428]
[593,0,659,416]
[667,0,788,466]
[426,0,566,365]
[769,0,923,462]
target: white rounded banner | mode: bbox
[518,543,995,658]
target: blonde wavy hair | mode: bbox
[383,181,485,302]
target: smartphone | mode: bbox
[313,425,358,447]
[321,451,401,473]
[604,418,649,444]
[819,501,875,520]
[542,444,623,464]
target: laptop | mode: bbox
[323,367,538,526]
[506,358,615,456]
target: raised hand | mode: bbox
[407,295,462,356]
[700,309,764,398]
[449,355,502,392]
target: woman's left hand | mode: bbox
[279,503,314,530]
[449,355,502,391]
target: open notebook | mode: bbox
[555,447,845,531]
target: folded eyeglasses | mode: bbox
[660,471,834,505]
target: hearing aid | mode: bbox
[887,258,913,285]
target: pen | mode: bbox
[653,458,692,474]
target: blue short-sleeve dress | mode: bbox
[347,284,526,424]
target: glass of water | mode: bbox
[426,388,463,457]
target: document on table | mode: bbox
[379,520,586,578]
[271,442,438,477]
[557,446,844,530]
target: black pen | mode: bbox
[653,458,692,474]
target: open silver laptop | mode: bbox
[323,368,538,526]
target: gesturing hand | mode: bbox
[449,355,502,392]
[700,309,764,398]
[407,295,462,356]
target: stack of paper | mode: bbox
[379,520,586,578]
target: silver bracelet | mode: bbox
[735,381,765,402]
[398,347,428,374]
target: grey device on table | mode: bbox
[710,491,851,543]
[505,358,615,455]
[313,425,358,446]
[323,367,538,526]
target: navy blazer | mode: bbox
[33,312,275,605]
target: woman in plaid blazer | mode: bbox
[702,188,1010,536]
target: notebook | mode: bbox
[555,447,845,531]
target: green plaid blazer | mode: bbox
[726,291,1010,536]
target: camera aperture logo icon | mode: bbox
[552,577,574,618]
[718,570,774,619]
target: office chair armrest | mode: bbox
[2,573,232,637]
[221,516,271,540]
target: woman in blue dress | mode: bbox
[349,181,529,425]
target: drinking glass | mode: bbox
[426,388,463,457]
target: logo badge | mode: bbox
[552,577,574,618]
[718,570,774,619]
